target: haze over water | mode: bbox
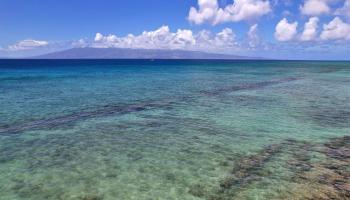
[0,60,349,200]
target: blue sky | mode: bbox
[0,0,349,59]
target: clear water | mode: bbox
[0,60,349,200]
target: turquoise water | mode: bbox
[0,60,349,199]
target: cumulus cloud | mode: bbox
[188,0,271,25]
[92,26,238,52]
[94,33,104,42]
[335,0,350,19]
[275,16,350,42]
[8,39,49,51]
[300,17,319,41]
[188,0,219,25]
[320,17,350,40]
[274,18,298,41]
[300,0,332,16]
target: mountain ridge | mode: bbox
[34,47,262,60]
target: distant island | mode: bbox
[34,47,261,60]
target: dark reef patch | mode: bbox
[219,143,284,190]
[189,136,350,200]
[0,100,175,134]
[200,77,300,96]
[316,68,340,74]
[189,141,289,200]
[308,108,350,128]
[289,136,350,200]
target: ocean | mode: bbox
[0,60,349,200]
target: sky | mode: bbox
[0,0,350,60]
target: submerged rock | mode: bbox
[286,136,350,199]
[191,136,349,200]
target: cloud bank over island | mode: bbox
[91,26,238,52]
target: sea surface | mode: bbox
[0,60,349,200]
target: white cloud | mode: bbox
[300,0,331,16]
[188,0,219,25]
[94,33,104,42]
[194,28,238,50]
[172,29,196,46]
[247,24,260,48]
[274,18,298,41]
[72,39,88,48]
[215,28,236,45]
[335,0,350,19]
[93,26,196,49]
[300,17,319,41]
[320,17,350,40]
[188,0,271,25]
[8,39,49,51]
[92,26,238,53]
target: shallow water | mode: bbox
[0,60,349,200]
